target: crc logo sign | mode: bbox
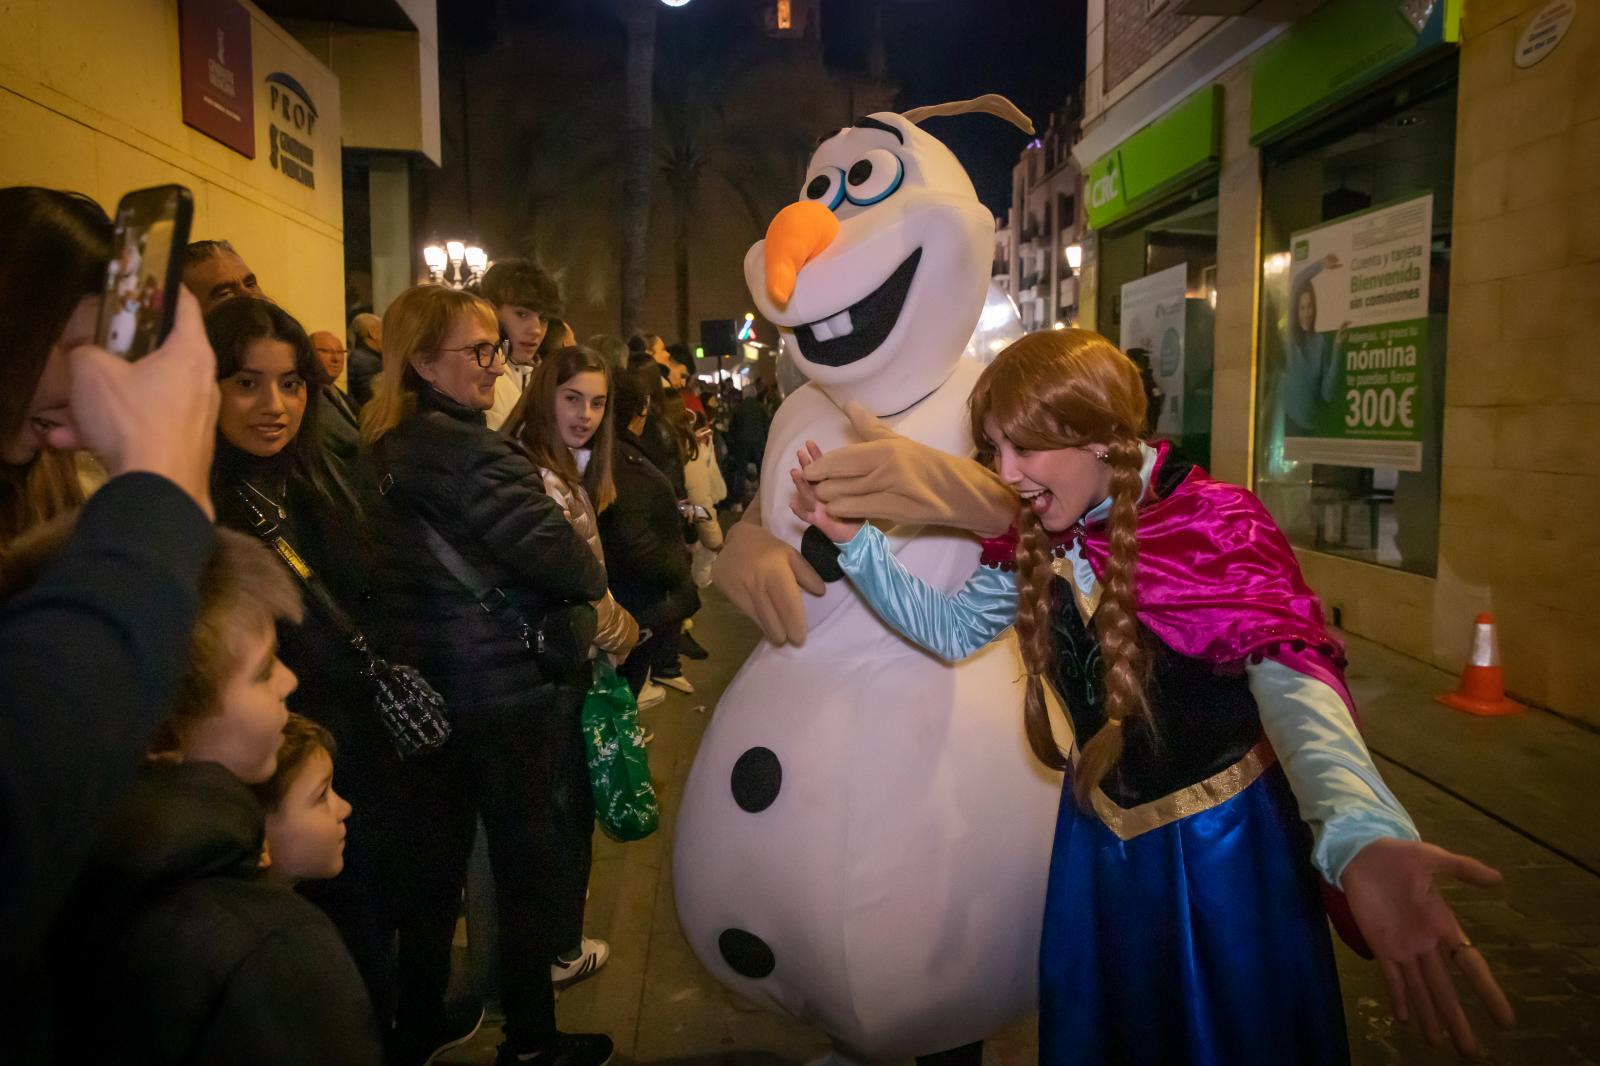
[1087,158,1121,212]
[266,72,317,189]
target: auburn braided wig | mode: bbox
[969,330,1150,807]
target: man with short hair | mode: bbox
[181,240,265,314]
[481,259,561,430]
[310,330,360,465]
[346,313,382,409]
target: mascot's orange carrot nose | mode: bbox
[764,200,840,306]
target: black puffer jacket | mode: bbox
[598,430,699,632]
[363,387,605,708]
[52,762,382,1065]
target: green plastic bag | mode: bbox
[581,660,659,842]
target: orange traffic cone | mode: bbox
[1436,613,1525,717]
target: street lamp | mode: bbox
[423,238,488,289]
[1065,242,1083,272]
[659,0,691,6]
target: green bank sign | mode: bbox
[1084,85,1222,231]
[1250,0,1461,144]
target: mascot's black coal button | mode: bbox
[730,746,783,812]
[719,928,776,979]
[801,524,846,583]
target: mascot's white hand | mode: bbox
[713,505,826,646]
[801,401,1018,536]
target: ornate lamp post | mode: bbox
[422,239,488,289]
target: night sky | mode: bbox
[440,0,1086,217]
[825,0,1087,214]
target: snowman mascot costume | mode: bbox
[673,97,1064,1065]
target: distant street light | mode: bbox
[423,238,488,289]
[1065,242,1083,272]
[660,0,691,6]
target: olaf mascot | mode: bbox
[673,97,1064,1065]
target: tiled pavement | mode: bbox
[442,592,1600,1065]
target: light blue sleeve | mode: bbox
[835,524,1018,661]
[1249,659,1420,888]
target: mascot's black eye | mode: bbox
[842,149,904,207]
[801,167,845,211]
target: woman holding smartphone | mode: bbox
[0,187,113,548]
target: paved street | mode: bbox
[444,590,1600,1065]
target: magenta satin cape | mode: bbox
[980,442,1373,956]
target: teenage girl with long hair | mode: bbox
[503,344,639,986]
[791,328,1514,1064]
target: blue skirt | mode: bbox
[1039,766,1348,1066]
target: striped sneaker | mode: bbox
[551,936,610,989]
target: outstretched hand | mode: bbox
[1342,838,1516,1057]
[789,441,862,544]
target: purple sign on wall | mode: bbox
[179,0,255,158]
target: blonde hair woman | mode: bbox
[792,329,1514,1065]
[358,285,615,1066]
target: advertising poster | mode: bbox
[1281,192,1432,471]
[1119,262,1187,436]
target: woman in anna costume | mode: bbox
[789,329,1515,1064]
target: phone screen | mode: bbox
[96,184,194,360]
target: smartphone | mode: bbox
[95,184,194,360]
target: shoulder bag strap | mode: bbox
[376,467,534,648]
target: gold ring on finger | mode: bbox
[1449,938,1474,960]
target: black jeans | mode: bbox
[392,679,593,1051]
[619,622,683,694]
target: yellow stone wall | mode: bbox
[0,0,346,336]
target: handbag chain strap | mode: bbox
[231,489,372,658]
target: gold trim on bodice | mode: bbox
[1083,737,1277,841]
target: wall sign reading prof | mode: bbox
[265,72,317,189]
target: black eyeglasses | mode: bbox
[439,339,510,368]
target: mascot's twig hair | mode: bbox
[901,94,1034,135]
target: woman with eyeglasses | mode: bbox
[359,285,613,1066]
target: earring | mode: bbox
[1095,451,1109,463]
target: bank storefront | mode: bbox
[1248,0,1460,578]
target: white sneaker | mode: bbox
[656,673,695,695]
[551,936,610,989]
[636,681,666,709]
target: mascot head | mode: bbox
[745,95,1032,416]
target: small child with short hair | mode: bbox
[253,713,352,884]
[2,520,385,1064]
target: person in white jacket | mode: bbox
[683,408,726,587]
[500,342,640,991]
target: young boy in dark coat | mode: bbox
[2,521,384,1066]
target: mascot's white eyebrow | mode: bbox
[812,115,904,151]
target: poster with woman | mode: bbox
[1281,193,1432,471]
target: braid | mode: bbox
[1072,437,1148,810]
[1014,504,1068,770]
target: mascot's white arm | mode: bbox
[803,403,1018,537]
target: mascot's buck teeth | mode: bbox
[808,309,854,341]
